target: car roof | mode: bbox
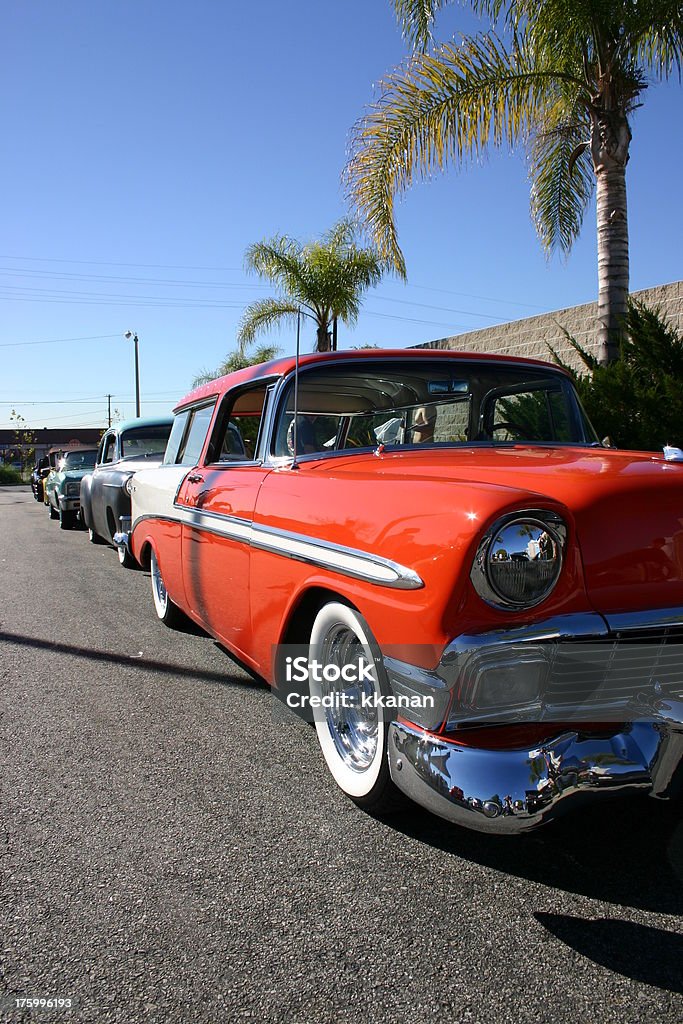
[112,416,174,433]
[175,349,571,412]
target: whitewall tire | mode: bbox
[308,601,399,812]
[150,549,183,628]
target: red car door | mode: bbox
[176,382,273,661]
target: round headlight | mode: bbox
[124,476,134,496]
[471,512,566,609]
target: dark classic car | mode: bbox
[44,447,98,528]
[123,350,683,834]
[31,447,66,502]
[31,456,50,501]
[79,417,173,567]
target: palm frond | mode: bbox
[391,0,452,51]
[244,237,309,303]
[236,297,303,351]
[628,0,683,79]
[529,94,593,254]
[346,32,582,272]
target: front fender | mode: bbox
[79,473,93,525]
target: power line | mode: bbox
[0,267,267,291]
[0,254,549,313]
[0,333,120,348]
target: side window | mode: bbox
[485,385,571,443]
[206,384,270,464]
[176,402,216,467]
[101,434,117,464]
[163,410,190,465]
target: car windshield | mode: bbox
[61,450,97,470]
[273,359,599,456]
[120,426,171,458]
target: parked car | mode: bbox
[31,447,66,502]
[123,350,683,833]
[31,457,50,501]
[44,447,98,528]
[80,417,173,566]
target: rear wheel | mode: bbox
[150,550,184,627]
[308,602,401,813]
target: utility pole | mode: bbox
[124,331,141,417]
[107,394,112,427]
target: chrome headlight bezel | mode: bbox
[470,509,567,610]
[124,475,134,496]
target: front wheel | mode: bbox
[48,500,59,520]
[150,550,184,628]
[308,601,401,813]
[88,526,105,545]
[59,509,75,530]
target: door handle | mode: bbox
[187,473,204,484]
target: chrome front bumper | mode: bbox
[58,495,80,511]
[384,609,683,833]
[388,707,683,834]
[113,515,131,551]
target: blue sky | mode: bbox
[3,0,682,430]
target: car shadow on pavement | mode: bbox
[387,794,683,916]
[534,913,683,994]
[0,630,268,692]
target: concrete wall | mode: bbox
[417,280,682,369]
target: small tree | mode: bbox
[237,220,388,353]
[9,409,36,477]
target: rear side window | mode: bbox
[163,411,190,465]
[206,383,271,463]
[175,403,216,466]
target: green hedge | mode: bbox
[551,301,683,452]
[0,465,23,485]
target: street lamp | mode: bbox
[124,330,141,418]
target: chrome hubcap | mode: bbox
[317,625,379,772]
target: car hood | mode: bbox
[310,445,683,615]
[61,469,92,483]
[117,454,164,473]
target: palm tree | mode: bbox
[192,342,281,387]
[237,220,387,353]
[346,1,682,363]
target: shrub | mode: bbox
[550,302,683,451]
[0,464,23,485]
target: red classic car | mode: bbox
[125,350,683,832]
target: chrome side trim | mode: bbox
[249,522,423,589]
[130,507,424,590]
[388,711,683,834]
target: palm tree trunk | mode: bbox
[592,108,631,365]
[316,322,331,352]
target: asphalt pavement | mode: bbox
[1,485,682,1024]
